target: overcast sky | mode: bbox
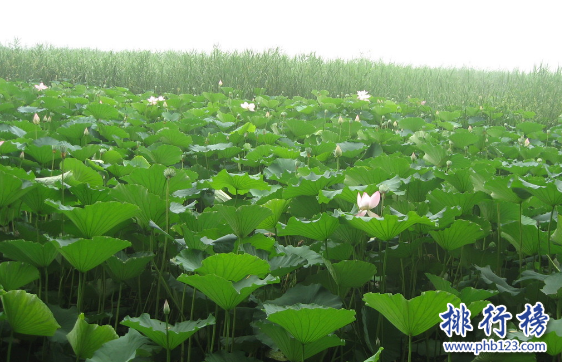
[2,0,561,72]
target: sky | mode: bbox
[1,0,561,72]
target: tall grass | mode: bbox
[1,41,561,123]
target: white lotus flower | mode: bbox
[241,102,255,112]
[357,90,371,101]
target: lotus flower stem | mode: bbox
[6,330,13,362]
[547,205,555,273]
[114,283,123,331]
[231,307,237,352]
[518,203,523,276]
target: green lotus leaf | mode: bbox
[501,222,554,256]
[0,170,36,208]
[121,164,196,199]
[96,124,129,141]
[519,179,562,207]
[53,236,132,273]
[283,171,344,198]
[85,102,121,120]
[426,189,489,215]
[111,184,166,230]
[449,129,480,149]
[533,318,562,355]
[67,313,118,360]
[541,273,562,298]
[196,253,270,282]
[278,213,339,241]
[433,168,474,193]
[418,143,448,167]
[256,321,344,362]
[429,219,485,251]
[268,253,307,277]
[474,265,522,296]
[46,201,139,238]
[121,313,215,351]
[57,123,93,143]
[0,289,61,336]
[0,239,59,268]
[331,260,377,289]
[370,154,414,178]
[105,251,154,283]
[209,169,270,195]
[284,119,317,138]
[61,158,103,187]
[138,144,183,166]
[25,143,62,165]
[264,303,355,344]
[398,117,426,132]
[363,291,459,336]
[516,121,544,135]
[21,182,61,214]
[214,204,272,239]
[345,211,433,241]
[70,184,112,205]
[484,177,526,204]
[257,199,289,230]
[0,261,40,291]
[178,274,279,310]
[85,329,150,362]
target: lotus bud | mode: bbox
[338,115,343,124]
[163,300,170,315]
[99,148,107,155]
[446,160,452,168]
[355,115,360,122]
[266,111,271,118]
[547,129,551,134]
[164,167,176,179]
[280,112,287,118]
[411,152,416,161]
[393,121,398,127]
[33,113,40,125]
[524,138,530,147]
[468,126,473,132]
[243,143,252,150]
[379,184,390,194]
[162,101,168,108]
[219,80,223,87]
[84,127,89,136]
[537,158,543,163]
[334,144,343,158]
[19,151,25,159]
[420,100,426,105]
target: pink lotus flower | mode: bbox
[34,82,48,91]
[356,191,381,217]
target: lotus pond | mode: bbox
[0,78,562,361]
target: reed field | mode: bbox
[1,41,561,124]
